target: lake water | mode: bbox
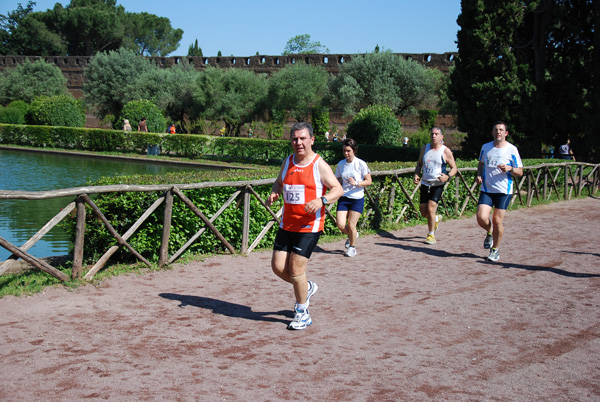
[0,148,207,261]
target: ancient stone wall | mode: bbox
[0,52,456,99]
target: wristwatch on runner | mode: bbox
[320,196,328,205]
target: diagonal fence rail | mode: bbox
[1,162,598,281]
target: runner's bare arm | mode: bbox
[414,145,426,185]
[440,148,458,182]
[266,160,286,207]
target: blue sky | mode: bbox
[2,0,461,57]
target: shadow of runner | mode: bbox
[376,230,481,260]
[159,293,292,324]
[377,231,600,278]
[485,261,600,278]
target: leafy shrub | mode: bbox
[119,100,167,134]
[418,109,438,130]
[7,100,29,116]
[264,121,284,140]
[27,95,85,127]
[409,129,431,150]
[347,104,403,146]
[311,105,330,140]
[0,106,25,124]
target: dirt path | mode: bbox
[1,197,599,401]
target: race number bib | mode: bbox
[284,184,305,205]
[486,156,502,169]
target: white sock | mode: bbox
[296,302,308,311]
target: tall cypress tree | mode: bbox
[451,0,599,161]
[544,0,599,161]
[449,0,537,157]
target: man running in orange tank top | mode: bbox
[266,122,343,330]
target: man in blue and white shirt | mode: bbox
[475,121,523,262]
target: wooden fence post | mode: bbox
[158,189,173,267]
[241,186,251,254]
[543,168,548,200]
[527,170,533,207]
[578,164,584,196]
[454,176,459,215]
[72,195,86,278]
[564,165,569,200]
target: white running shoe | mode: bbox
[306,280,318,307]
[345,231,359,249]
[487,248,500,262]
[346,246,357,257]
[288,308,312,330]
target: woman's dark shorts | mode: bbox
[336,196,365,213]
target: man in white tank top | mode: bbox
[413,127,458,244]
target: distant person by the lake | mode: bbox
[559,139,575,161]
[138,118,148,132]
[123,119,132,131]
[168,123,176,134]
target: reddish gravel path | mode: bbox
[1,197,599,401]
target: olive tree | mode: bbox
[128,61,198,127]
[267,62,329,122]
[191,67,269,136]
[83,47,156,119]
[329,51,441,117]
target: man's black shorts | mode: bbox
[273,228,322,259]
[419,184,445,204]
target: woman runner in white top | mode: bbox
[335,138,372,257]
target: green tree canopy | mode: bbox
[191,67,269,136]
[60,0,126,56]
[83,47,156,118]
[128,61,197,126]
[121,12,182,56]
[283,34,329,55]
[267,62,329,122]
[329,51,441,117]
[0,1,183,57]
[0,58,69,104]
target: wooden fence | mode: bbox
[0,162,598,281]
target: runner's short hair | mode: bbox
[290,122,314,138]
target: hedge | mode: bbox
[0,123,421,164]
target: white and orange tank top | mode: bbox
[280,153,325,233]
